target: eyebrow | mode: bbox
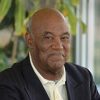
[41,31,71,36]
[62,32,70,36]
[42,31,53,36]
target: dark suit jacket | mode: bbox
[0,56,100,100]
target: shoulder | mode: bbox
[0,57,31,100]
[0,56,29,81]
[0,63,22,85]
[65,63,100,99]
[64,63,93,82]
[65,63,91,74]
[0,57,28,87]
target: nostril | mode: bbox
[51,40,63,50]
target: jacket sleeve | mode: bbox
[0,68,23,100]
[0,84,21,100]
[87,69,100,100]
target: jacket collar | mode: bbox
[21,56,50,100]
[21,56,84,100]
[65,63,83,100]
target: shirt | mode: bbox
[29,53,68,100]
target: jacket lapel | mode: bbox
[66,74,76,100]
[21,56,86,100]
[65,63,83,100]
[21,56,50,100]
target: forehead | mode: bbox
[30,8,70,35]
[32,18,69,34]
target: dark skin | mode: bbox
[25,8,71,80]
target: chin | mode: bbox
[49,61,64,71]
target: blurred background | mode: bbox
[0,0,100,92]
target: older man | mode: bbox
[0,8,100,100]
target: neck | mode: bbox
[38,67,64,81]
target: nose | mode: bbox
[51,38,63,50]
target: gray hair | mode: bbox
[26,17,33,34]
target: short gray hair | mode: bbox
[26,17,33,34]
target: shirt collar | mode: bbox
[29,53,66,86]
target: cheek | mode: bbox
[64,44,71,55]
[39,50,49,67]
[38,43,49,60]
[34,38,49,52]
[39,42,51,52]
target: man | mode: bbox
[0,8,100,100]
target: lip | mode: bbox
[48,51,64,56]
[48,53,64,61]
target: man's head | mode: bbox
[25,8,71,80]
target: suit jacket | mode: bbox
[0,56,100,100]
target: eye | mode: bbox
[61,35,70,40]
[44,35,53,40]
[42,32,54,41]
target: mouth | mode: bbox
[48,52,65,61]
[49,51,64,56]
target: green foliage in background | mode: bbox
[0,0,86,36]
[0,0,86,71]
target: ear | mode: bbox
[25,32,33,48]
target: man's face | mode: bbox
[28,12,71,74]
